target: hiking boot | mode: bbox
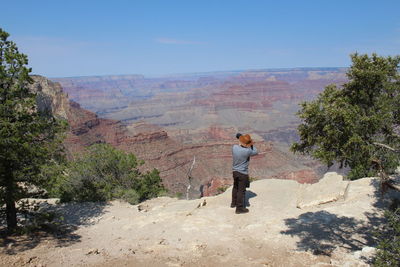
[230,203,236,208]
[235,207,249,214]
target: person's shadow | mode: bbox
[245,190,257,207]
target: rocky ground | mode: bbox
[1,173,398,267]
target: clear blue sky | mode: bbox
[2,0,399,77]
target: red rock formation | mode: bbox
[35,75,323,198]
[271,169,318,184]
[207,125,235,140]
[191,80,307,111]
[201,177,232,197]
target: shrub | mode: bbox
[217,186,229,193]
[53,144,166,204]
[374,203,400,266]
[249,177,258,182]
[175,192,183,199]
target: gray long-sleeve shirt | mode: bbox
[232,145,258,175]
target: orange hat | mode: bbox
[239,134,253,147]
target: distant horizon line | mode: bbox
[47,66,348,80]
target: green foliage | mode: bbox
[53,143,166,204]
[292,54,400,179]
[175,192,183,199]
[374,205,400,266]
[217,186,228,193]
[249,177,258,182]
[0,28,66,231]
[39,160,68,198]
[135,169,165,201]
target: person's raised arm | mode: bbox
[249,145,258,156]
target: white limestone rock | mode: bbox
[297,172,349,209]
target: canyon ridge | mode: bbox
[49,68,347,196]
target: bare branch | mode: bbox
[186,156,196,200]
[373,142,400,152]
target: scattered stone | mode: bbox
[195,244,207,251]
[138,204,148,212]
[144,249,154,254]
[26,256,38,263]
[86,249,100,255]
[196,199,207,208]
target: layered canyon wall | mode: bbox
[32,74,326,197]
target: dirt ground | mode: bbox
[1,174,397,267]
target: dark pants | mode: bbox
[231,171,248,208]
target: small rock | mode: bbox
[195,244,207,250]
[361,246,376,254]
[144,249,154,254]
[26,256,37,263]
[138,204,148,212]
[196,199,207,208]
[86,248,100,255]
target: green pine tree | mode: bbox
[292,53,400,180]
[0,28,66,232]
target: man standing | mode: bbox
[231,133,258,214]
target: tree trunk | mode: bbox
[6,198,17,231]
[5,173,17,232]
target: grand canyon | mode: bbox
[3,2,398,266]
[41,68,348,197]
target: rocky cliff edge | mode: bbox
[2,172,399,267]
